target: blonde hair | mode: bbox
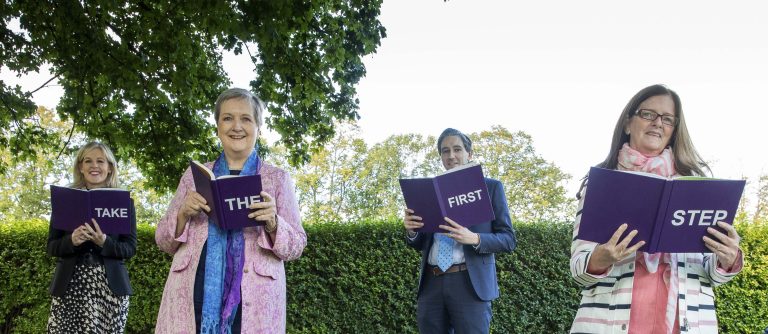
[70,142,120,189]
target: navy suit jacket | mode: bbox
[406,178,516,301]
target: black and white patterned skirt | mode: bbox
[47,263,129,334]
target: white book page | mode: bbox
[438,162,480,176]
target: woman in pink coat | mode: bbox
[155,88,307,333]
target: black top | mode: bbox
[47,200,138,297]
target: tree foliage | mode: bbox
[0,107,172,223]
[273,125,575,223]
[1,0,386,191]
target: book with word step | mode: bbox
[578,167,745,253]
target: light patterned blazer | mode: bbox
[155,162,306,334]
[569,183,741,334]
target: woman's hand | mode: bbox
[178,191,210,221]
[175,191,210,238]
[83,219,107,247]
[438,217,480,246]
[587,223,646,274]
[249,191,277,233]
[703,221,741,270]
[71,224,91,246]
[403,209,424,235]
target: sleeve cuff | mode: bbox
[584,251,612,278]
[174,220,191,243]
[472,234,482,251]
[716,249,744,274]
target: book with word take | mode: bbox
[190,160,264,230]
[399,163,495,233]
[578,167,745,253]
[50,185,133,234]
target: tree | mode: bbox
[273,125,575,224]
[472,126,574,222]
[1,0,386,191]
[0,107,71,221]
[753,174,768,224]
[0,106,172,223]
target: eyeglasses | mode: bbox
[635,109,677,127]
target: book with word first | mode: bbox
[399,163,495,233]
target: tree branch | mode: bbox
[29,74,61,94]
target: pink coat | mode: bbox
[155,162,306,333]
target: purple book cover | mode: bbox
[190,161,264,230]
[578,167,745,253]
[653,178,745,252]
[50,185,132,235]
[399,163,495,233]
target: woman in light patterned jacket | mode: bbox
[155,88,306,333]
[569,84,743,334]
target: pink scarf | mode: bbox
[617,143,679,333]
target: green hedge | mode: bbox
[1,220,766,333]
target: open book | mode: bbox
[190,160,264,229]
[399,163,495,233]
[50,185,133,234]
[578,167,745,253]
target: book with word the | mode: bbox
[190,160,264,229]
[399,163,495,233]
[50,185,133,234]
[578,167,745,253]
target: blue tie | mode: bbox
[436,234,454,272]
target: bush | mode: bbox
[1,219,766,333]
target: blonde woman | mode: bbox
[47,142,136,333]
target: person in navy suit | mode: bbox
[404,128,517,334]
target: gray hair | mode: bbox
[437,128,472,154]
[213,88,265,127]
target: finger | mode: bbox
[702,236,727,254]
[443,217,461,228]
[616,230,639,250]
[408,215,422,222]
[706,227,733,246]
[260,191,274,202]
[405,208,414,214]
[624,240,646,254]
[249,209,275,219]
[607,224,628,246]
[438,224,459,233]
[83,223,96,236]
[251,213,275,221]
[91,220,103,234]
[716,221,738,239]
[406,222,424,229]
[249,201,275,210]
[201,204,211,213]
[190,192,208,205]
[702,237,721,254]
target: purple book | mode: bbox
[190,160,264,230]
[399,163,495,233]
[49,185,132,235]
[578,167,745,253]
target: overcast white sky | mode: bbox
[4,0,768,202]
